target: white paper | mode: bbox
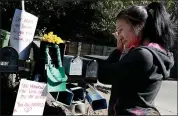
[10,9,38,59]
[13,79,47,115]
[69,57,82,75]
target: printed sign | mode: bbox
[10,9,38,60]
[13,79,47,115]
[69,57,83,75]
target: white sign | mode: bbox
[13,79,47,115]
[69,57,83,75]
[10,9,38,60]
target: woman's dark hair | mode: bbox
[116,2,174,51]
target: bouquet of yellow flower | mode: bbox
[41,32,64,44]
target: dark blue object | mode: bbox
[86,84,107,111]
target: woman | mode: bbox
[97,2,174,115]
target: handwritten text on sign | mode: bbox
[10,9,38,55]
[13,79,47,115]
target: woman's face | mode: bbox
[115,19,140,49]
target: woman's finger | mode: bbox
[112,32,119,40]
[123,44,126,51]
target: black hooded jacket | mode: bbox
[97,46,174,115]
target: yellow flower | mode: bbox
[48,32,53,36]
[42,32,64,44]
[54,35,57,38]
[56,40,60,44]
[44,34,48,39]
[58,37,64,43]
[48,38,53,43]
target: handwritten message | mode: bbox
[9,9,38,59]
[13,79,47,115]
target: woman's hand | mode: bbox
[112,32,125,52]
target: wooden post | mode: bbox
[65,41,70,55]
[77,42,82,56]
[103,46,107,56]
[90,44,94,55]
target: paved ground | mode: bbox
[96,80,178,115]
[155,81,178,115]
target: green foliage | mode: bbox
[89,0,162,45]
[165,0,178,23]
[0,0,177,46]
[91,0,159,33]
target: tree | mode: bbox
[0,0,98,43]
[0,0,177,46]
[90,0,160,44]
